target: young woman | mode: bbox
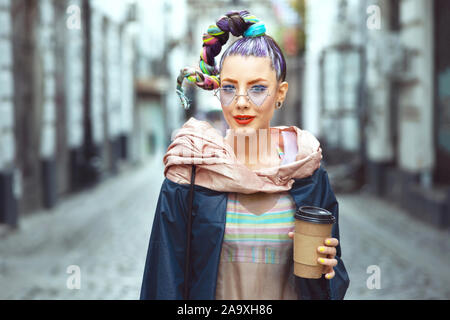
[140,10,349,300]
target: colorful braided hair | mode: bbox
[176,10,287,109]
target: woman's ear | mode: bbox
[277,81,289,104]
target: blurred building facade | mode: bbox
[0,0,188,228]
[303,0,450,228]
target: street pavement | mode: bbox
[338,189,450,299]
[0,155,165,300]
[0,156,449,300]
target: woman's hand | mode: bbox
[288,232,338,280]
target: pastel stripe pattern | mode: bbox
[221,192,296,264]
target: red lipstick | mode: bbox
[233,115,255,125]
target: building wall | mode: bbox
[303,0,366,159]
[434,0,450,185]
[38,0,59,208]
[65,0,85,151]
[38,0,57,161]
[0,0,19,226]
[87,2,132,175]
[11,0,44,214]
[119,23,136,161]
[365,0,396,164]
[0,0,183,228]
[397,0,435,178]
[365,0,435,179]
[89,7,105,148]
[303,0,339,137]
[303,0,449,227]
[0,0,15,172]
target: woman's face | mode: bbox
[219,55,288,131]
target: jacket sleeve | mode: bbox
[289,166,350,300]
[140,178,190,300]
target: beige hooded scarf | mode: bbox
[163,117,323,194]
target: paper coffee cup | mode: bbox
[293,206,335,279]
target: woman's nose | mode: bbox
[235,94,250,109]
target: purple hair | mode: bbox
[219,35,287,82]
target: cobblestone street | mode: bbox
[0,155,165,300]
[0,158,449,300]
[338,189,450,299]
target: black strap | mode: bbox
[183,164,196,300]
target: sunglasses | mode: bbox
[214,85,271,107]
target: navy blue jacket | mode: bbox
[140,166,349,300]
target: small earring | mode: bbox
[276,102,283,109]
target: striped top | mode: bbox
[215,191,298,300]
[221,192,296,264]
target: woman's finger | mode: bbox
[288,232,294,239]
[317,245,336,257]
[324,268,335,280]
[317,257,338,268]
[324,238,339,247]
